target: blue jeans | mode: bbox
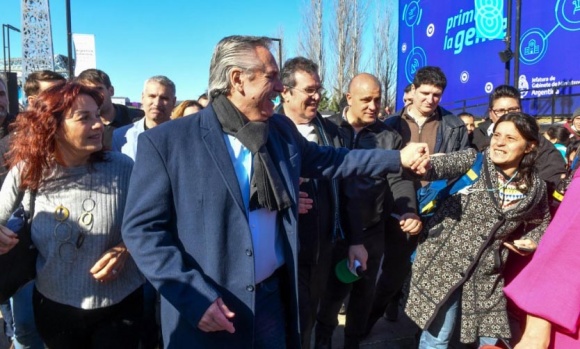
[419,290,497,348]
[0,300,14,339]
[11,281,44,349]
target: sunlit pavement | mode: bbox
[328,304,419,349]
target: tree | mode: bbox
[371,0,397,111]
[348,0,368,82]
[327,0,352,109]
[298,0,325,85]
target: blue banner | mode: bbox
[396,0,580,116]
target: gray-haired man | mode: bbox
[112,75,176,160]
[121,35,430,349]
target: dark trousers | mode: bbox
[33,286,143,349]
[254,270,287,349]
[141,281,162,349]
[316,232,384,340]
[298,239,334,349]
[367,217,418,331]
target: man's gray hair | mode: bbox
[143,75,176,97]
[208,35,272,100]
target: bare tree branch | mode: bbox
[298,0,325,84]
[371,0,397,110]
[348,0,368,81]
[329,0,353,106]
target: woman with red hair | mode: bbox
[0,81,144,348]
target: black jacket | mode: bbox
[328,113,417,245]
[385,106,469,154]
[472,118,566,199]
[0,113,15,139]
[278,111,344,265]
[0,113,16,186]
[102,104,145,149]
[472,118,493,152]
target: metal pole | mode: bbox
[66,0,74,79]
[6,26,10,73]
[2,25,20,73]
[504,0,513,85]
[278,38,283,70]
[551,87,556,124]
[513,0,522,88]
[2,25,6,72]
[268,37,282,70]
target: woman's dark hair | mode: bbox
[566,139,580,163]
[493,112,539,190]
[545,125,570,146]
[7,81,105,190]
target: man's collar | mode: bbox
[403,105,439,121]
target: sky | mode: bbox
[0,0,309,102]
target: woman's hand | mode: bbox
[514,314,551,349]
[503,239,537,256]
[0,225,19,255]
[90,242,129,282]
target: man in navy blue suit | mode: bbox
[122,35,430,349]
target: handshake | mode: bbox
[400,142,431,175]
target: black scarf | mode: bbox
[212,94,292,212]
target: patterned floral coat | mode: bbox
[405,149,551,343]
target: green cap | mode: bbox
[335,259,362,284]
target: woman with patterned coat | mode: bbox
[405,112,551,348]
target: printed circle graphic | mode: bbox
[555,0,580,31]
[519,28,548,65]
[475,4,504,39]
[403,1,421,27]
[460,71,469,83]
[426,24,435,37]
[475,0,503,7]
[402,43,408,53]
[405,47,427,83]
[485,82,494,93]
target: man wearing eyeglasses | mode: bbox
[277,56,344,348]
[472,84,522,151]
[473,85,566,205]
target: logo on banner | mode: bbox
[474,0,505,39]
[426,24,435,37]
[485,82,494,93]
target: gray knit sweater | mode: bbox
[0,152,144,309]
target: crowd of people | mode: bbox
[0,34,578,349]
